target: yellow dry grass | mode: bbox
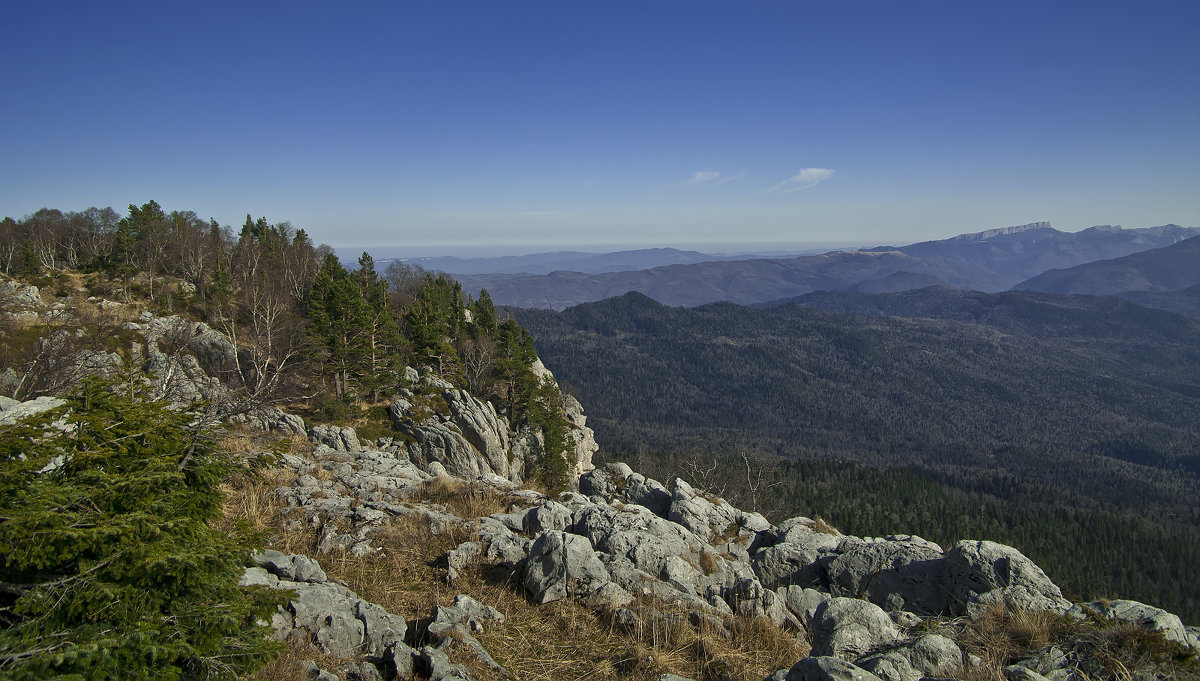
[219,436,808,681]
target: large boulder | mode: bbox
[572,503,708,589]
[242,553,408,660]
[824,536,950,614]
[785,656,885,681]
[857,634,963,681]
[668,478,742,543]
[810,597,905,660]
[310,424,361,452]
[946,540,1064,613]
[523,531,614,604]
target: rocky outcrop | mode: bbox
[242,552,414,671]
[385,366,595,487]
[258,417,1200,681]
[228,405,307,436]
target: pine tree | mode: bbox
[0,378,285,680]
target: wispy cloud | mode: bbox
[683,170,721,185]
[678,169,745,187]
[769,168,835,192]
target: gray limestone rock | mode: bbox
[445,541,483,581]
[311,424,361,451]
[1004,666,1050,681]
[947,540,1064,613]
[230,406,307,436]
[525,500,574,534]
[579,462,634,500]
[477,517,531,567]
[1070,599,1193,647]
[2,282,44,308]
[624,473,673,517]
[419,645,476,681]
[785,656,886,681]
[523,531,613,604]
[252,549,328,583]
[824,536,950,614]
[561,393,598,479]
[443,388,512,478]
[426,594,508,675]
[300,660,339,681]
[752,541,826,590]
[966,586,1072,620]
[810,597,905,660]
[0,395,67,426]
[244,554,406,660]
[778,585,831,627]
[668,478,742,543]
[904,634,962,678]
[573,503,708,589]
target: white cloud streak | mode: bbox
[769,167,835,192]
[678,169,745,187]
[683,170,721,185]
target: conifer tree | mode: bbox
[0,378,285,679]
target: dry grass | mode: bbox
[216,467,294,537]
[251,638,351,681]
[219,446,809,681]
[956,602,1200,681]
[410,476,511,521]
[810,517,839,535]
[470,586,807,681]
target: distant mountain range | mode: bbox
[396,247,731,275]
[456,223,1198,309]
[1014,236,1200,296]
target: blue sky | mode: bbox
[2,1,1198,254]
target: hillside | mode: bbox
[513,291,1200,620]
[1014,235,1200,297]
[3,203,1200,680]
[455,223,1198,309]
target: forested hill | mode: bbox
[513,291,1200,619]
[516,291,1200,483]
[1014,235,1200,297]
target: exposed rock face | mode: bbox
[785,656,885,681]
[824,536,949,614]
[228,405,307,436]
[311,424,362,451]
[258,417,1200,681]
[385,366,595,487]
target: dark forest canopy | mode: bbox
[514,290,1200,620]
